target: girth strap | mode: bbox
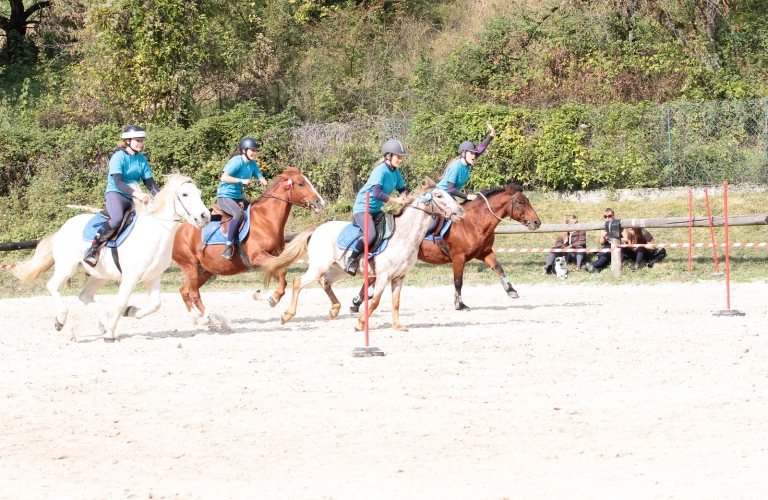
[237,243,254,270]
[111,247,122,274]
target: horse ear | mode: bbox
[423,176,435,188]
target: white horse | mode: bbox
[262,182,466,332]
[13,173,210,341]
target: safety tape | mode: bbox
[0,264,16,269]
[491,243,768,253]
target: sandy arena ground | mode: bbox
[1,281,767,499]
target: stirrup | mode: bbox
[83,248,99,267]
[222,243,234,260]
[343,257,359,276]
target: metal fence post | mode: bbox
[666,103,674,187]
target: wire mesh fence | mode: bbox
[273,99,768,200]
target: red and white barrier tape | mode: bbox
[0,264,16,269]
[491,243,768,253]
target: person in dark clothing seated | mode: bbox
[624,227,667,269]
[585,208,625,273]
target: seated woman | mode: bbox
[544,214,587,273]
[624,227,667,269]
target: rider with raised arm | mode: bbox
[343,139,410,276]
[428,122,495,234]
[217,137,268,260]
[84,125,160,267]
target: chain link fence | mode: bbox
[272,99,768,200]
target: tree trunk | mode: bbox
[0,0,51,64]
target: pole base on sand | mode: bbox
[713,309,745,317]
[710,273,725,279]
[352,347,385,357]
[682,273,696,280]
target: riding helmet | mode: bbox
[121,125,147,140]
[381,139,409,157]
[458,141,479,154]
[239,137,260,152]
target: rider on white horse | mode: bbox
[83,125,160,267]
[216,137,268,260]
[344,139,410,276]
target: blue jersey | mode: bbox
[105,150,153,199]
[436,158,471,196]
[216,155,263,199]
[353,162,405,214]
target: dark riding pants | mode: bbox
[105,192,134,231]
[217,197,246,244]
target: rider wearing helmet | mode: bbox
[427,121,495,235]
[217,137,268,260]
[84,125,160,267]
[344,139,410,276]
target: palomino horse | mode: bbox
[351,183,541,311]
[13,174,210,341]
[262,183,466,332]
[172,167,325,322]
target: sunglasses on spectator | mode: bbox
[604,214,614,219]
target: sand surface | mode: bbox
[1,281,766,499]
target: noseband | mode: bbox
[260,178,313,211]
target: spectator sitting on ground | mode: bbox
[544,214,587,274]
[624,227,667,270]
[584,208,626,273]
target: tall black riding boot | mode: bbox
[343,239,366,276]
[84,222,116,267]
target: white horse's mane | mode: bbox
[130,172,193,214]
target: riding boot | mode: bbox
[343,239,366,276]
[83,223,116,267]
[222,241,235,260]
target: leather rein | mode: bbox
[477,189,532,226]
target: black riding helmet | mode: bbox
[239,137,260,152]
[122,125,147,140]
[458,141,479,154]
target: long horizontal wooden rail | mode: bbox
[493,214,768,234]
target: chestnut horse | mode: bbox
[172,167,326,322]
[351,183,540,311]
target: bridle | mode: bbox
[404,189,454,218]
[139,180,197,228]
[259,178,313,211]
[477,188,533,226]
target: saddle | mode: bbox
[424,216,452,259]
[98,207,136,243]
[350,212,395,255]
[211,201,250,238]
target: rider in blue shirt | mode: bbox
[84,125,160,267]
[428,121,495,235]
[217,137,268,260]
[344,139,410,275]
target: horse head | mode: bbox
[504,183,540,230]
[277,167,327,214]
[419,188,466,222]
[152,173,211,228]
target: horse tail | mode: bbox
[13,234,56,283]
[262,228,315,290]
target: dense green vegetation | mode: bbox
[2,0,767,240]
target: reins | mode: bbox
[477,190,531,226]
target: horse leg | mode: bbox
[181,265,214,320]
[101,277,140,342]
[354,282,386,332]
[124,276,161,319]
[350,278,377,313]
[269,267,288,308]
[78,276,108,305]
[482,253,519,299]
[281,269,323,325]
[452,258,470,311]
[319,267,346,320]
[46,258,80,331]
[390,277,408,332]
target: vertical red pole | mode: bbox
[704,188,721,274]
[363,191,370,346]
[723,182,731,310]
[687,188,693,276]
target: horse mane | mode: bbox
[147,171,194,214]
[479,182,524,198]
[250,167,303,205]
[391,177,436,217]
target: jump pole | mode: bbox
[714,182,744,316]
[704,188,724,278]
[352,191,385,357]
[682,188,695,279]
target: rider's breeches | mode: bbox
[426,215,439,235]
[217,197,245,243]
[353,212,377,247]
[105,192,133,230]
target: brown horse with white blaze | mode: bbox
[351,183,540,311]
[173,167,326,322]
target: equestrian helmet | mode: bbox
[458,141,479,154]
[121,125,147,140]
[239,137,260,151]
[381,139,409,157]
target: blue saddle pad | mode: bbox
[336,223,389,257]
[201,209,251,246]
[424,219,452,242]
[81,214,137,248]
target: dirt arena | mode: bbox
[1,281,766,499]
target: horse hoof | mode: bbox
[507,290,519,299]
[350,305,360,314]
[102,336,115,343]
[455,303,471,311]
[329,305,341,320]
[252,290,260,300]
[123,306,138,317]
[98,321,107,334]
[269,296,277,308]
[54,319,63,331]
[393,325,409,332]
[280,314,291,325]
